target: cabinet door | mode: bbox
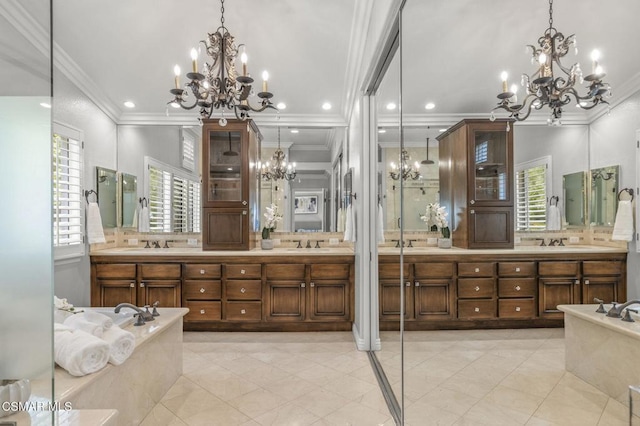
[265,281,306,322]
[414,279,455,320]
[203,125,246,206]
[379,280,412,320]
[468,206,513,248]
[202,207,249,250]
[582,276,620,304]
[468,122,512,206]
[309,280,350,321]
[97,279,136,307]
[140,280,181,307]
[538,277,580,319]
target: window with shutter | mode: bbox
[53,123,85,259]
[515,156,551,231]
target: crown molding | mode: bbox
[587,71,640,123]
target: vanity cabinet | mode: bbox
[498,262,536,319]
[201,119,261,250]
[309,264,351,321]
[413,262,456,320]
[182,264,222,322]
[457,262,496,319]
[538,261,581,319]
[581,261,624,304]
[378,263,412,321]
[225,264,262,321]
[437,119,514,249]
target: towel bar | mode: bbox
[618,188,634,201]
[84,189,98,204]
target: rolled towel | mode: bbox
[102,325,135,366]
[54,324,110,376]
[83,310,113,330]
[63,313,104,338]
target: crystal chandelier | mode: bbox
[492,0,611,125]
[259,127,297,181]
[168,0,276,124]
[389,149,420,181]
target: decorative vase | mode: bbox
[438,238,452,249]
[261,239,274,250]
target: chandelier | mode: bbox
[492,0,611,125]
[389,149,420,181]
[259,127,297,181]
[168,0,276,124]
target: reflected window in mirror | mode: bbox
[53,122,85,259]
[590,165,619,226]
[515,156,551,231]
[145,157,201,232]
[563,171,587,227]
[118,172,137,228]
[96,166,117,228]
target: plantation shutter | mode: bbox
[516,163,548,230]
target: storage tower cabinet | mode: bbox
[201,119,261,250]
[437,119,514,249]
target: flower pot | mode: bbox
[261,239,274,250]
[437,238,452,249]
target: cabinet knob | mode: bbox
[474,307,480,312]
[140,282,145,288]
[200,309,206,314]
[474,286,480,292]
[242,200,248,206]
[310,282,315,287]
[241,269,246,274]
[584,279,590,285]
[406,282,411,287]
[241,309,246,314]
[200,269,205,275]
[470,209,475,214]
[242,210,247,215]
[200,288,206,293]
[470,200,475,205]
[240,287,246,293]
[130,282,135,288]
[415,281,420,287]
[574,279,580,285]
[515,285,521,291]
[516,307,521,312]
[301,282,306,288]
[474,268,480,273]
[515,267,521,272]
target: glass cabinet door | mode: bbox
[472,129,508,202]
[207,130,243,203]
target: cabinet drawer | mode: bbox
[184,301,221,321]
[498,278,536,297]
[498,262,535,277]
[414,262,454,278]
[458,278,495,298]
[583,261,623,276]
[225,301,261,321]
[226,280,261,300]
[139,264,181,279]
[379,263,410,279]
[226,264,261,279]
[183,280,222,300]
[183,264,222,279]
[538,261,579,276]
[458,299,496,319]
[458,262,495,277]
[266,264,306,280]
[499,299,536,319]
[310,264,350,280]
[95,263,136,279]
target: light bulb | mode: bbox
[590,49,601,61]
[538,53,547,65]
[262,70,269,92]
[500,71,508,93]
[190,48,198,73]
[595,65,603,75]
[173,65,181,89]
[240,51,248,76]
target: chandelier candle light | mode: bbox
[259,127,297,181]
[389,149,421,181]
[492,0,611,125]
[168,0,277,124]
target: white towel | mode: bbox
[86,202,106,244]
[131,205,139,229]
[343,204,356,242]
[63,313,104,338]
[138,205,150,232]
[102,326,135,365]
[54,323,110,376]
[377,203,385,243]
[336,208,344,233]
[83,310,113,330]
[612,200,634,241]
[547,205,562,231]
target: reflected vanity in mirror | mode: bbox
[118,172,137,228]
[96,167,117,228]
[590,165,619,226]
[563,171,587,227]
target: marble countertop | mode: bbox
[377,244,627,255]
[559,304,640,341]
[91,247,355,256]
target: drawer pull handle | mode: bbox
[310,282,315,287]
[200,288,206,293]
[515,285,521,291]
[242,210,247,215]
[200,309,205,314]
[241,269,246,274]
[475,286,480,292]
[130,282,135,288]
[241,287,246,293]
[301,282,306,288]
[406,282,411,287]
[415,281,420,287]
[140,282,145,288]
[584,280,590,285]
[575,279,580,285]
[516,307,521,312]
[515,267,521,272]
[200,269,205,275]
[474,268,480,273]
[241,309,246,314]
[474,307,480,312]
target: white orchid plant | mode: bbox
[420,202,451,238]
[262,203,283,240]
[54,295,82,313]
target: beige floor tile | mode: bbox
[353,387,393,416]
[273,353,323,374]
[462,398,531,426]
[322,400,392,425]
[529,397,602,426]
[546,373,609,415]
[292,387,351,418]
[403,399,461,426]
[140,403,188,426]
[237,364,292,387]
[598,398,629,426]
[440,373,498,399]
[261,375,317,401]
[419,387,480,416]
[180,403,251,426]
[319,353,371,374]
[294,363,345,386]
[253,401,320,426]
[190,368,261,402]
[214,354,271,375]
[162,388,227,420]
[227,388,289,419]
[499,365,564,399]
[322,375,378,401]
[481,385,544,417]
[161,376,206,402]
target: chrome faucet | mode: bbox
[114,303,155,322]
[605,300,640,318]
[152,241,161,248]
[548,239,560,246]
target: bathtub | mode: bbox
[83,307,136,328]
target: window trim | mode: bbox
[515,155,552,231]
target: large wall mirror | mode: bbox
[590,165,619,227]
[118,172,137,228]
[96,166,117,228]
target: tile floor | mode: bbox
[140,329,631,425]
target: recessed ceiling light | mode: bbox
[386,102,396,110]
[425,102,435,110]
[124,101,136,108]
[322,102,332,110]
[276,102,286,110]
[439,128,447,132]
[290,129,299,134]
[378,129,386,134]
[40,102,51,109]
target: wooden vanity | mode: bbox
[90,249,355,331]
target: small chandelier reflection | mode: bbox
[491,0,611,125]
[389,149,421,181]
[168,0,276,124]
[259,127,297,181]
[592,170,614,182]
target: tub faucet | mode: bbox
[606,300,640,318]
[114,303,154,321]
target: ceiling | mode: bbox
[5,0,640,149]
